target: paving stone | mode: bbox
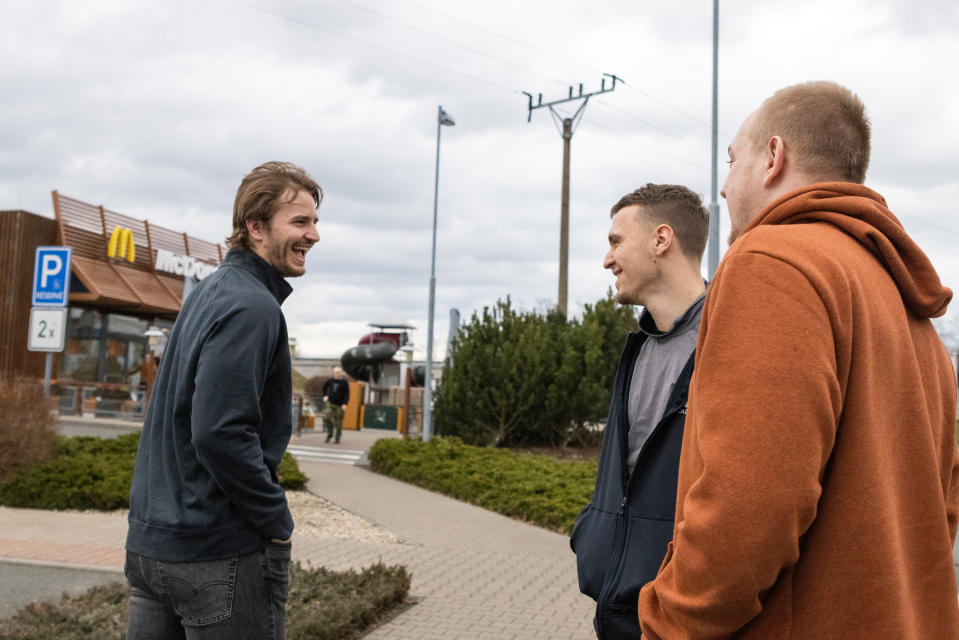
[0,442,597,638]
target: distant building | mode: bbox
[1,193,222,416]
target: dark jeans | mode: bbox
[125,542,291,639]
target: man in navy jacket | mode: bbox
[571,184,709,639]
[125,161,321,639]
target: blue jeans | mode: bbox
[125,542,291,639]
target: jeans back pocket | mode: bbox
[158,555,238,626]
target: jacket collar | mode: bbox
[637,289,706,340]
[221,248,293,304]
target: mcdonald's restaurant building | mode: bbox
[1,192,223,415]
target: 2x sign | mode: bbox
[28,307,68,352]
[32,246,72,307]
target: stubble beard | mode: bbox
[269,243,304,278]
[614,288,640,307]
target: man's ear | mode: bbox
[652,224,674,256]
[763,135,786,187]
[246,218,265,243]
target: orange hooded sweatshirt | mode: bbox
[638,183,959,639]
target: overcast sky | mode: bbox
[4,0,959,358]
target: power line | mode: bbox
[234,0,714,172]
[233,0,519,95]
[596,98,706,153]
[394,0,718,133]
[394,0,589,72]
[337,0,569,88]
[582,117,708,171]
[896,212,959,243]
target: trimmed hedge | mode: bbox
[368,437,596,533]
[0,433,307,510]
[0,562,410,640]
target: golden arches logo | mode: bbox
[107,226,136,263]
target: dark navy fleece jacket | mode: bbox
[126,249,295,562]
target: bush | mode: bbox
[0,434,138,510]
[0,434,308,510]
[278,451,308,490]
[0,378,58,482]
[369,437,596,533]
[287,563,411,640]
[0,562,410,639]
[434,291,635,447]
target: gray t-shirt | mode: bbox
[626,292,705,475]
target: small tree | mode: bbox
[434,291,636,447]
[0,378,58,482]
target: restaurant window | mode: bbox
[103,339,129,383]
[69,307,101,331]
[63,338,99,381]
[108,313,149,336]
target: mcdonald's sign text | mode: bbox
[155,249,217,280]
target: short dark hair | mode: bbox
[226,161,322,250]
[752,81,871,183]
[611,183,709,261]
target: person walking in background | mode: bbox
[323,365,350,444]
[570,184,709,639]
[638,81,959,639]
[126,351,157,407]
[125,161,322,639]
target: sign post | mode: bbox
[30,246,72,397]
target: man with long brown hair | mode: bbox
[125,161,321,639]
[638,82,959,639]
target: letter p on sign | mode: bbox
[32,246,73,307]
[41,255,62,288]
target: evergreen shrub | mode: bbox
[433,291,635,447]
[368,436,597,533]
[0,433,308,510]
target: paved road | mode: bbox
[0,561,123,618]
[8,416,954,632]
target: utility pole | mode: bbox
[423,105,455,442]
[524,74,622,317]
[707,0,721,279]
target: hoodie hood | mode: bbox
[742,182,952,319]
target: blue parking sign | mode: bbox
[32,246,72,307]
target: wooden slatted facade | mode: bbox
[1,193,225,383]
[0,210,58,379]
[52,192,221,316]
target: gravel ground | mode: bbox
[36,490,405,545]
[287,490,404,544]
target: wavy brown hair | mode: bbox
[226,161,323,250]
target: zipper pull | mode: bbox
[620,496,627,515]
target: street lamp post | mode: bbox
[423,105,455,442]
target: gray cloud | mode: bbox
[3,0,957,359]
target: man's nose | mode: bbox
[306,224,320,242]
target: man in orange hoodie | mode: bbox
[638,81,959,639]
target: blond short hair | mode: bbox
[751,81,871,184]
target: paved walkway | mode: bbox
[0,422,596,638]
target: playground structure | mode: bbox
[339,322,426,434]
